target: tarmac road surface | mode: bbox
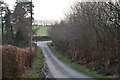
[37,41,96,79]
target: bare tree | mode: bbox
[49,1,120,76]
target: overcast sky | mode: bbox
[3,0,77,21]
[3,0,118,21]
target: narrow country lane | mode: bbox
[37,41,96,79]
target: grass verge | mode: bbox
[22,47,45,78]
[29,47,45,78]
[47,42,111,80]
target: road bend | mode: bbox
[37,41,96,79]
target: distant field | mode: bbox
[33,26,51,36]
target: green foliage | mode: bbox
[2,2,15,45]
[11,2,32,47]
[34,47,43,69]
[2,2,35,48]
[29,47,45,78]
[29,70,40,78]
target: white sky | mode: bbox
[3,0,118,21]
[3,0,77,21]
